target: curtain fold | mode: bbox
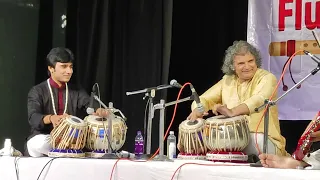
[65,0,173,152]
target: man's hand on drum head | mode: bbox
[93,108,110,118]
[187,109,208,121]
[212,104,222,116]
[50,114,68,128]
[216,105,234,117]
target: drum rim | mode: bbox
[179,119,204,129]
[85,115,108,124]
[205,115,246,124]
[64,116,86,126]
[86,115,125,126]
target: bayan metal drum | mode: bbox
[204,115,250,162]
[177,118,206,160]
[49,116,87,158]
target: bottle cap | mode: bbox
[170,131,174,135]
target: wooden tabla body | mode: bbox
[204,115,250,162]
[177,119,206,160]
[84,115,127,157]
[49,116,87,158]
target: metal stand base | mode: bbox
[250,161,263,167]
[152,154,174,162]
[99,153,119,159]
[135,154,153,160]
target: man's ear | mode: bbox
[48,66,54,74]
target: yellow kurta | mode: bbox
[192,68,287,156]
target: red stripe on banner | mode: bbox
[287,40,295,57]
[280,41,286,56]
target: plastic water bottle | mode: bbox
[134,131,144,158]
[167,131,176,159]
[2,139,12,156]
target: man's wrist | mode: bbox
[43,115,53,124]
[229,108,235,117]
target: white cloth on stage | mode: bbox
[303,149,320,170]
[27,134,51,157]
[1,156,320,180]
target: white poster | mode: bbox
[247,0,320,120]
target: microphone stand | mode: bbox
[92,95,118,159]
[152,96,193,161]
[251,64,320,167]
[126,84,174,156]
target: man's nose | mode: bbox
[66,67,73,73]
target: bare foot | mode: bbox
[259,153,302,169]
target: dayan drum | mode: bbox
[84,114,127,157]
[177,118,207,160]
[48,116,87,158]
[204,115,250,163]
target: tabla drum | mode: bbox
[48,116,87,158]
[204,115,250,162]
[177,118,206,160]
[84,114,127,157]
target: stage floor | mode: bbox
[0,156,319,180]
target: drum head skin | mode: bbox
[179,118,204,131]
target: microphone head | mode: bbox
[170,79,182,88]
[86,107,94,115]
[282,85,288,91]
[170,79,177,85]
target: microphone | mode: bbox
[116,150,135,159]
[170,79,182,88]
[189,84,204,114]
[303,50,320,64]
[86,85,96,114]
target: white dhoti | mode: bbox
[27,134,52,157]
[243,133,276,156]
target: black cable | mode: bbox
[143,98,150,151]
[289,56,301,88]
[281,56,291,90]
[14,156,21,180]
[281,56,300,90]
[36,157,57,180]
[102,120,116,153]
[94,83,116,154]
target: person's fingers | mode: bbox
[258,153,267,160]
[311,137,320,142]
[310,131,320,137]
[259,154,271,168]
[187,112,197,121]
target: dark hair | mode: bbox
[46,47,74,68]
